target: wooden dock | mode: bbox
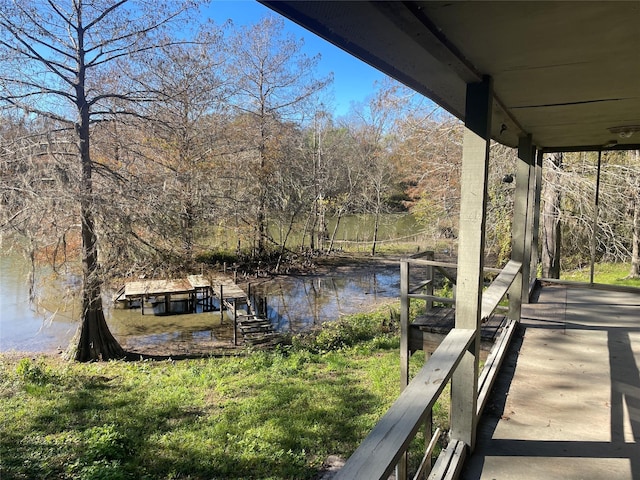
[119,278,201,315]
[116,274,278,345]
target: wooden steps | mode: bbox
[237,315,279,345]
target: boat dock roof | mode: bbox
[124,279,194,297]
[122,274,247,300]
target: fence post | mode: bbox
[425,250,434,312]
[397,259,410,479]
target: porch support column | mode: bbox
[510,135,534,316]
[529,149,544,289]
[451,76,492,450]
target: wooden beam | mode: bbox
[480,260,522,321]
[408,294,455,305]
[333,329,476,480]
[509,135,533,316]
[427,439,467,480]
[522,144,537,302]
[400,261,410,390]
[451,76,493,450]
[530,150,544,294]
[477,318,518,416]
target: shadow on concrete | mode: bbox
[608,328,640,476]
[463,285,640,479]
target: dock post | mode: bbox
[233,299,238,325]
[233,303,238,346]
[219,285,224,323]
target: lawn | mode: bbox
[0,307,443,480]
[561,262,640,287]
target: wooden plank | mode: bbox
[409,278,433,294]
[400,261,410,390]
[412,428,441,480]
[443,440,467,480]
[408,250,436,260]
[412,310,503,341]
[124,279,193,297]
[412,308,455,330]
[334,329,476,480]
[207,274,247,299]
[480,260,522,321]
[402,258,458,269]
[436,266,458,285]
[408,294,455,304]
[187,274,211,288]
[403,257,503,274]
[477,318,517,416]
[427,439,466,480]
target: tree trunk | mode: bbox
[542,152,563,278]
[328,208,345,253]
[371,204,380,257]
[71,135,125,362]
[68,18,124,361]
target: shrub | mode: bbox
[15,358,55,385]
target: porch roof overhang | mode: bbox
[260,1,640,152]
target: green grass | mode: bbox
[561,262,640,287]
[0,304,447,480]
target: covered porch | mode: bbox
[261,1,640,479]
[464,284,640,479]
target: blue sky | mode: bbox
[203,0,387,116]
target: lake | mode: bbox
[0,251,401,354]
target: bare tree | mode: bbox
[0,0,196,361]
[394,112,463,243]
[226,16,331,256]
[133,29,229,265]
[346,80,411,256]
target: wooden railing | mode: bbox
[334,255,522,480]
[333,328,476,480]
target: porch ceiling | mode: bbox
[260,1,640,151]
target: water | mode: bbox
[253,272,399,332]
[0,251,401,353]
[0,253,79,352]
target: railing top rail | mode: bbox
[480,260,522,321]
[402,258,459,269]
[334,328,476,480]
[409,250,436,260]
[401,258,504,274]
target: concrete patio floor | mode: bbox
[462,284,640,480]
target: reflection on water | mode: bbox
[1,251,400,353]
[252,272,399,332]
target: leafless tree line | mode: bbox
[1,1,637,360]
